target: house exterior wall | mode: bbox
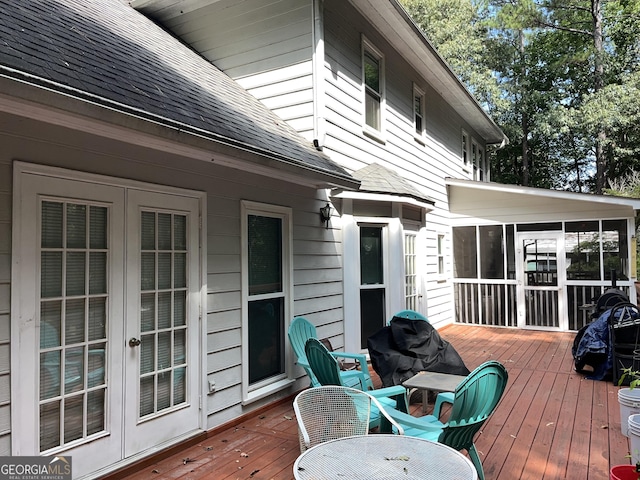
[321,0,486,329]
[143,0,495,334]
[0,110,341,456]
[0,159,9,455]
[159,0,317,140]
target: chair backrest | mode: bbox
[388,309,429,324]
[293,386,373,452]
[288,317,319,384]
[440,361,508,451]
[305,337,343,386]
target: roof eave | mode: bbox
[445,177,640,209]
[0,71,360,190]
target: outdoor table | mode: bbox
[293,434,477,480]
[403,371,467,414]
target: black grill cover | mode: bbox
[367,316,470,387]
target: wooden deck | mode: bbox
[106,324,631,480]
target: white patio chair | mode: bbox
[293,385,404,453]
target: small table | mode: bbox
[293,434,477,480]
[403,371,467,414]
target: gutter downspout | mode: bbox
[312,0,326,151]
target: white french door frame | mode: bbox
[11,162,207,478]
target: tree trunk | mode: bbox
[592,0,606,193]
[519,29,530,186]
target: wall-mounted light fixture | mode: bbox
[319,202,332,229]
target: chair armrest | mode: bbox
[368,385,409,412]
[432,391,455,418]
[329,351,368,365]
[368,394,405,436]
[292,398,312,450]
[383,406,445,433]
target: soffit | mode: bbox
[446,178,640,224]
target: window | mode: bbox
[362,37,384,133]
[478,146,485,181]
[472,141,478,178]
[242,202,291,398]
[413,84,426,140]
[437,233,445,277]
[360,226,385,349]
[462,131,469,166]
[404,233,418,309]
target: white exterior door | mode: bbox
[12,165,203,478]
[516,231,567,330]
[123,189,201,457]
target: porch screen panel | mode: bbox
[139,211,189,418]
[479,225,504,279]
[39,201,108,452]
[603,219,628,281]
[453,227,477,278]
[565,221,600,280]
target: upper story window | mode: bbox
[413,84,426,141]
[362,36,384,135]
[461,130,469,167]
[472,140,478,178]
[478,146,485,181]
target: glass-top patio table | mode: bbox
[293,434,477,480]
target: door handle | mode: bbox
[129,337,141,347]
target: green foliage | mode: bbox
[401,0,640,192]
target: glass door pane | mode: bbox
[39,201,108,452]
[138,211,189,418]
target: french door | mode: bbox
[12,166,202,478]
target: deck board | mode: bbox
[106,325,632,480]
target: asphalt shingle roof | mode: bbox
[352,163,435,204]
[0,0,352,179]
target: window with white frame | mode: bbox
[462,130,469,167]
[362,37,384,133]
[437,233,446,277]
[242,201,291,396]
[472,140,478,179]
[404,232,418,310]
[413,84,426,140]
[478,146,485,181]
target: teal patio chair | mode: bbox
[288,316,373,390]
[382,360,508,480]
[293,385,404,452]
[387,309,429,324]
[304,338,409,431]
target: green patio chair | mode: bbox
[293,385,404,452]
[381,360,508,480]
[304,338,409,431]
[387,309,429,324]
[288,316,373,390]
